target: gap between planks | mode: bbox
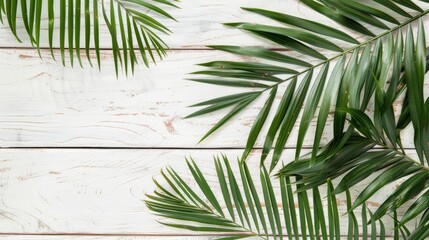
[0,146,419,150]
[0,47,294,52]
[0,233,396,238]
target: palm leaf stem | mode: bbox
[371,138,429,171]
[256,9,429,94]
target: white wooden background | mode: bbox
[1,0,429,239]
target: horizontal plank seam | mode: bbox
[0,233,395,237]
[0,46,291,51]
[0,146,418,150]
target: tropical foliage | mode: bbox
[0,0,178,75]
[147,155,412,239]
[279,22,429,238]
[188,0,429,170]
[148,0,429,239]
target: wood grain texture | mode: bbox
[0,149,417,236]
[1,0,428,239]
[0,236,395,240]
[0,48,427,148]
[0,236,230,240]
[0,0,387,49]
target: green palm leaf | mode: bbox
[280,21,429,239]
[179,1,429,238]
[0,0,178,75]
[146,155,397,239]
[188,0,429,172]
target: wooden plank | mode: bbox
[0,48,426,148]
[0,235,396,240]
[0,148,416,235]
[0,236,228,240]
[0,0,383,49]
[0,2,426,239]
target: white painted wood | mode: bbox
[0,236,396,240]
[0,149,416,235]
[0,0,428,238]
[0,0,411,49]
[0,48,427,148]
[0,236,395,240]
[0,237,226,240]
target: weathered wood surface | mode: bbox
[0,48,427,148]
[0,237,222,240]
[0,0,386,49]
[0,236,235,240]
[0,236,395,240]
[1,0,428,239]
[0,149,411,235]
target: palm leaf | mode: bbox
[280,21,429,238]
[0,0,178,75]
[181,1,429,238]
[146,155,398,239]
[188,0,429,172]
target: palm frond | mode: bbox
[280,21,429,239]
[188,0,429,171]
[178,2,429,238]
[146,155,399,239]
[0,0,178,75]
